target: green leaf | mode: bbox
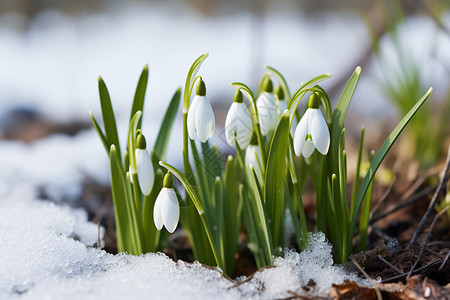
[89,111,109,154]
[98,76,122,160]
[223,156,240,275]
[153,88,182,159]
[348,87,433,252]
[142,168,164,252]
[109,145,128,252]
[129,65,149,129]
[330,66,361,173]
[264,110,290,249]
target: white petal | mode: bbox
[187,96,200,140]
[236,104,252,148]
[310,109,330,155]
[225,102,252,148]
[153,190,164,230]
[293,109,311,156]
[135,148,154,196]
[195,96,215,143]
[302,139,316,158]
[161,188,180,233]
[257,92,278,135]
[224,102,239,146]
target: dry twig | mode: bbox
[408,145,450,248]
[351,259,382,300]
[407,207,448,278]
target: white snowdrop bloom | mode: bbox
[245,143,263,185]
[154,172,180,233]
[293,93,330,158]
[224,90,252,148]
[187,79,215,143]
[135,134,154,196]
[256,79,278,136]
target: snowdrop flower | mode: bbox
[293,92,330,158]
[135,134,154,195]
[256,78,278,136]
[274,85,296,136]
[153,171,180,233]
[187,79,215,143]
[245,134,263,184]
[224,90,252,148]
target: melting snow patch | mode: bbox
[238,232,365,298]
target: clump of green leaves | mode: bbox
[92,54,432,276]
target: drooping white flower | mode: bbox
[224,90,252,148]
[293,93,330,158]
[187,79,215,143]
[135,134,154,196]
[256,79,278,136]
[153,172,179,233]
[245,143,263,185]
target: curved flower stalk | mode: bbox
[293,92,330,158]
[256,78,278,136]
[135,133,154,196]
[225,90,252,148]
[154,171,180,233]
[275,85,296,136]
[187,79,215,143]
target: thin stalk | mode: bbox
[350,127,365,216]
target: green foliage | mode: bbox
[91,55,434,276]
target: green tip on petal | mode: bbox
[263,77,273,93]
[274,85,285,100]
[163,171,173,188]
[136,134,147,149]
[196,79,206,96]
[234,90,243,103]
[308,92,320,109]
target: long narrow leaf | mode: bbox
[264,110,290,249]
[129,65,149,129]
[98,76,122,160]
[348,87,433,251]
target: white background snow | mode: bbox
[0,2,448,298]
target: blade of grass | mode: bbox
[129,65,149,130]
[98,76,122,160]
[264,110,290,249]
[349,87,433,253]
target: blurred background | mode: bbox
[0,0,448,165]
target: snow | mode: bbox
[0,181,365,299]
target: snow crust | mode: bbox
[0,181,363,299]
